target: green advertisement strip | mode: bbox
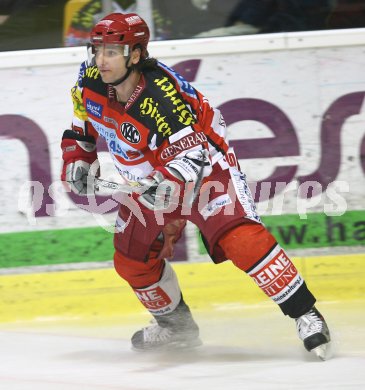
[198,210,365,254]
[0,210,364,269]
[0,227,114,269]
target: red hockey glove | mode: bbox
[61,130,99,195]
[137,166,184,211]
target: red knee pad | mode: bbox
[114,251,165,288]
[218,222,277,271]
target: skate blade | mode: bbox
[132,337,203,352]
[312,342,331,361]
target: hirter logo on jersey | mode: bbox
[120,122,141,144]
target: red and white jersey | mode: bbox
[70,60,233,184]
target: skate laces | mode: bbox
[296,309,323,339]
[143,324,174,343]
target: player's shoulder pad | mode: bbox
[76,61,105,93]
[142,65,197,129]
[157,61,197,100]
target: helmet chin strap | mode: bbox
[109,53,133,86]
[110,66,133,86]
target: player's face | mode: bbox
[94,44,128,83]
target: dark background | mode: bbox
[0,0,364,51]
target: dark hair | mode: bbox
[136,56,158,71]
[132,44,158,72]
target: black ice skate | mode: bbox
[131,299,201,351]
[296,306,331,360]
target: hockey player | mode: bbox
[61,12,331,359]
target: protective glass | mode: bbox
[87,43,130,66]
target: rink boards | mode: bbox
[1,253,364,324]
[1,28,365,267]
[0,29,364,325]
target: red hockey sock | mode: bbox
[218,222,276,271]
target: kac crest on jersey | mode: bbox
[121,122,141,144]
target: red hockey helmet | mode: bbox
[90,13,150,58]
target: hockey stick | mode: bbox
[94,175,194,213]
[94,176,197,210]
[94,152,208,208]
[94,177,142,195]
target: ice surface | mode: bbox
[0,301,364,390]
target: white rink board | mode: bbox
[0,30,365,234]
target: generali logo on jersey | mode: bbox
[120,122,141,144]
[125,85,143,110]
[160,132,207,160]
[134,286,172,310]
